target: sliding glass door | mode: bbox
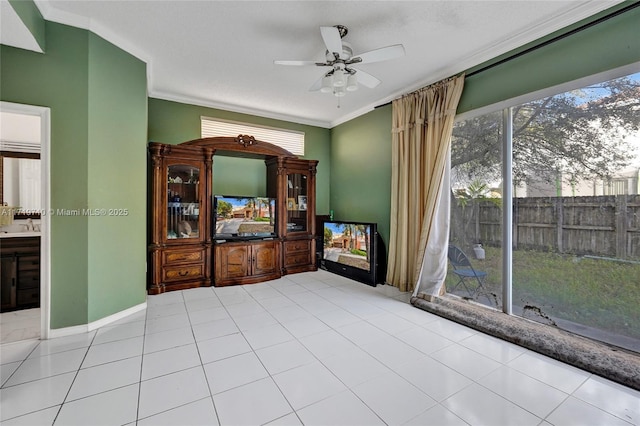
[449,111,503,311]
[448,69,640,352]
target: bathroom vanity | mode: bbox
[0,234,40,312]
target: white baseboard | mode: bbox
[48,324,88,339]
[48,302,147,339]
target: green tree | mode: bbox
[339,223,354,250]
[324,227,333,247]
[455,180,489,244]
[216,200,232,218]
[355,224,370,262]
[451,75,640,188]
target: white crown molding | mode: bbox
[34,0,624,130]
[459,0,627,77]
[149,89,332,129]
[333,0,626,128]
[35,0,154,102]
[34,0,89,29]
[455,61,640,122]
[34,0,151,64]
[330,104,377,128]
[0,0,43,53]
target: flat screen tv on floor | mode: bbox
[320,220,384,286]
[213,195,277,240]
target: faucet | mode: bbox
[24,218,35,231]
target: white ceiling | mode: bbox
[0,0,42,53]
[5,1,624,128]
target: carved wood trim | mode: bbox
[180,136,297,159]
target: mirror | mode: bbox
[1,156,41,217]
[1,110,42,220]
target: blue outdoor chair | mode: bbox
[447,245,487,296]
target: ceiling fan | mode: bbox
[274,25,405,97]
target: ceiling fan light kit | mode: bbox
[275,25,405,98]
[346,74,358,91]
[320,76,333,93]
[333,68,346,87]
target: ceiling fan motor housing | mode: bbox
[274,24,403,95]
[325,41,353,61]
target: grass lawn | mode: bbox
[446,246,640,341]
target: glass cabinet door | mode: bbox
[167,164,200,239]
[286,173,308,233]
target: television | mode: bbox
[320,220,385,286]
[213,195,277,240]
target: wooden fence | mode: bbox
[450,195,640,260]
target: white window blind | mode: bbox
[201,117,304,155]
[0,140,40,154]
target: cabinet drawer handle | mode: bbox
[178,270,189,277]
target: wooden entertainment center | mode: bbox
[148,135,317,294]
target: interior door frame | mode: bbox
[1,101,51,339]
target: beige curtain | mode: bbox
[386,74,464,293]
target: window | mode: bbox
[449,68,640,352]
[201,117,305,155]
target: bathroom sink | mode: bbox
[0,231,41,238]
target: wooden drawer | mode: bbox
[18,255,40,272]
[17,288,39,305]
[0,237,40,256]
[284,240,310,253]
[162,248,204,266]
[18,271,39,289]
[162,264,205,282]
[284,252,311,267]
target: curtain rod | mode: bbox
[374,1,640,109]
[466,1,639,78]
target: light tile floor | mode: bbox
[1,270,639,425]
[0,308,40,343]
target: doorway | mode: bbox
[0,101,51,343]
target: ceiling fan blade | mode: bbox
[309,73,325,92]
[353,68,381,88]
[274,60,321,66]
[351,44,405,64]
[320,26,343,57]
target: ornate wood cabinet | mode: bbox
[266,157,318,274]
[148,143,213,294]
[214,239,280,286]
[148,136,318,293]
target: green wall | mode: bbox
[1,21,147,328]
[330,3,639,258]
[8,0,45,51]
[2,22,90,328]
[147,98,332,213]
[87,33,148,322]
[458,2,640,113]
[329,105,392,245]
[2,1,636,328]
